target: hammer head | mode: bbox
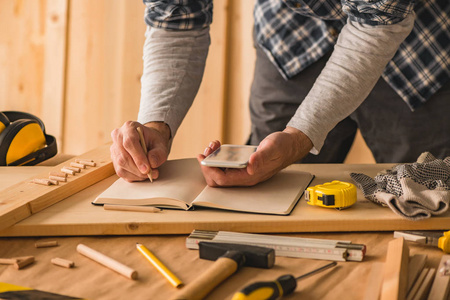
[198,242,275,269]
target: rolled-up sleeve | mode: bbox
[143,0,213,30]
[342,0,414,25]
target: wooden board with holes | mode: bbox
[0,147,450,236]
[0,143,115,233]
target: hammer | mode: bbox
[171,242,275,300]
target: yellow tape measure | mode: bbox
[306,180,357,210]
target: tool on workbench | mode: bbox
[394,230,450,253]
[186,230,366,262]
[171,242,275,300]
[232,261,337,300]
[305,180,357,209]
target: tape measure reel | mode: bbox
[0,111,57,166]
[306,180,357,210]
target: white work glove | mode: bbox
[350,152,450,220]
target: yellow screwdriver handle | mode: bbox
[438,231,450,253]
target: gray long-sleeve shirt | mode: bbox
[138,14,414,154]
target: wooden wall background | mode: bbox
[0,0,374,163]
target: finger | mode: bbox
[147,142,169,169]
[197,155,257,187]
[197,154,219,187]
[110,144,147,180]
[122,124,151,174]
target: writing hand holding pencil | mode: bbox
[110,121,171,182]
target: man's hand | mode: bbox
[197,127,313,187]
[110,121,171,182]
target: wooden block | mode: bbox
[381,237,409,300]
[0,143,114,232]
[407,254,428,293]
[364,262,384,300]
[427,255,450,300]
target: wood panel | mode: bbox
[0,0,68,149]
[63,0,145,155]
[225,0,255,145]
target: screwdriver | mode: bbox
[231,261,337,300]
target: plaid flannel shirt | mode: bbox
[143,0,450,110]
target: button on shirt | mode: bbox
[143,0,450,110]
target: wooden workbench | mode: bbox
[0,163,447,299]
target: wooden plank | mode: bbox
[41,0,69,150]
[407,268,429,300]
[427,255,450,300]
[412,268,435,300]
[64,0,146,155]
[1,159,450,236]
[380,237,409,300]
[407,254,428,294]
[0,144,114,232]
[224,0,254,145]
[364,262,384,300]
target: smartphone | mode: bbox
[201,144,257,168]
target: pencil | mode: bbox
[136,243,183,288]
[136,127,153,182]
[103,204,161,213]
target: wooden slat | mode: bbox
[407,254,428,294]
[0,144,114,232]
[412,269,435,300]
[41,0,69,149]
[63,0,145,155]
[427,255,450,300]
[380,237,409,300]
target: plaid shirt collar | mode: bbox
[144,0,450,110]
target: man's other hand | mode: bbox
[197,127,313,187]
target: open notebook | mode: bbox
[93,158,314,215]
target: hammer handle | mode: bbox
[171,257,239,300]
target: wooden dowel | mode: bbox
[31,178,51,186]
[49,175,66,182]
[47,179,59,185]
[35,240,58,248]
[49,171,67,178]
[76,159,96,167]
[61,167,75,175]
[66,166,81,173]
[0,258,19,265]
[76,244,138,280]
[51,257,75,268]
[103,204,161,213]
[13,256,35,270]
[70,162,86,169]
